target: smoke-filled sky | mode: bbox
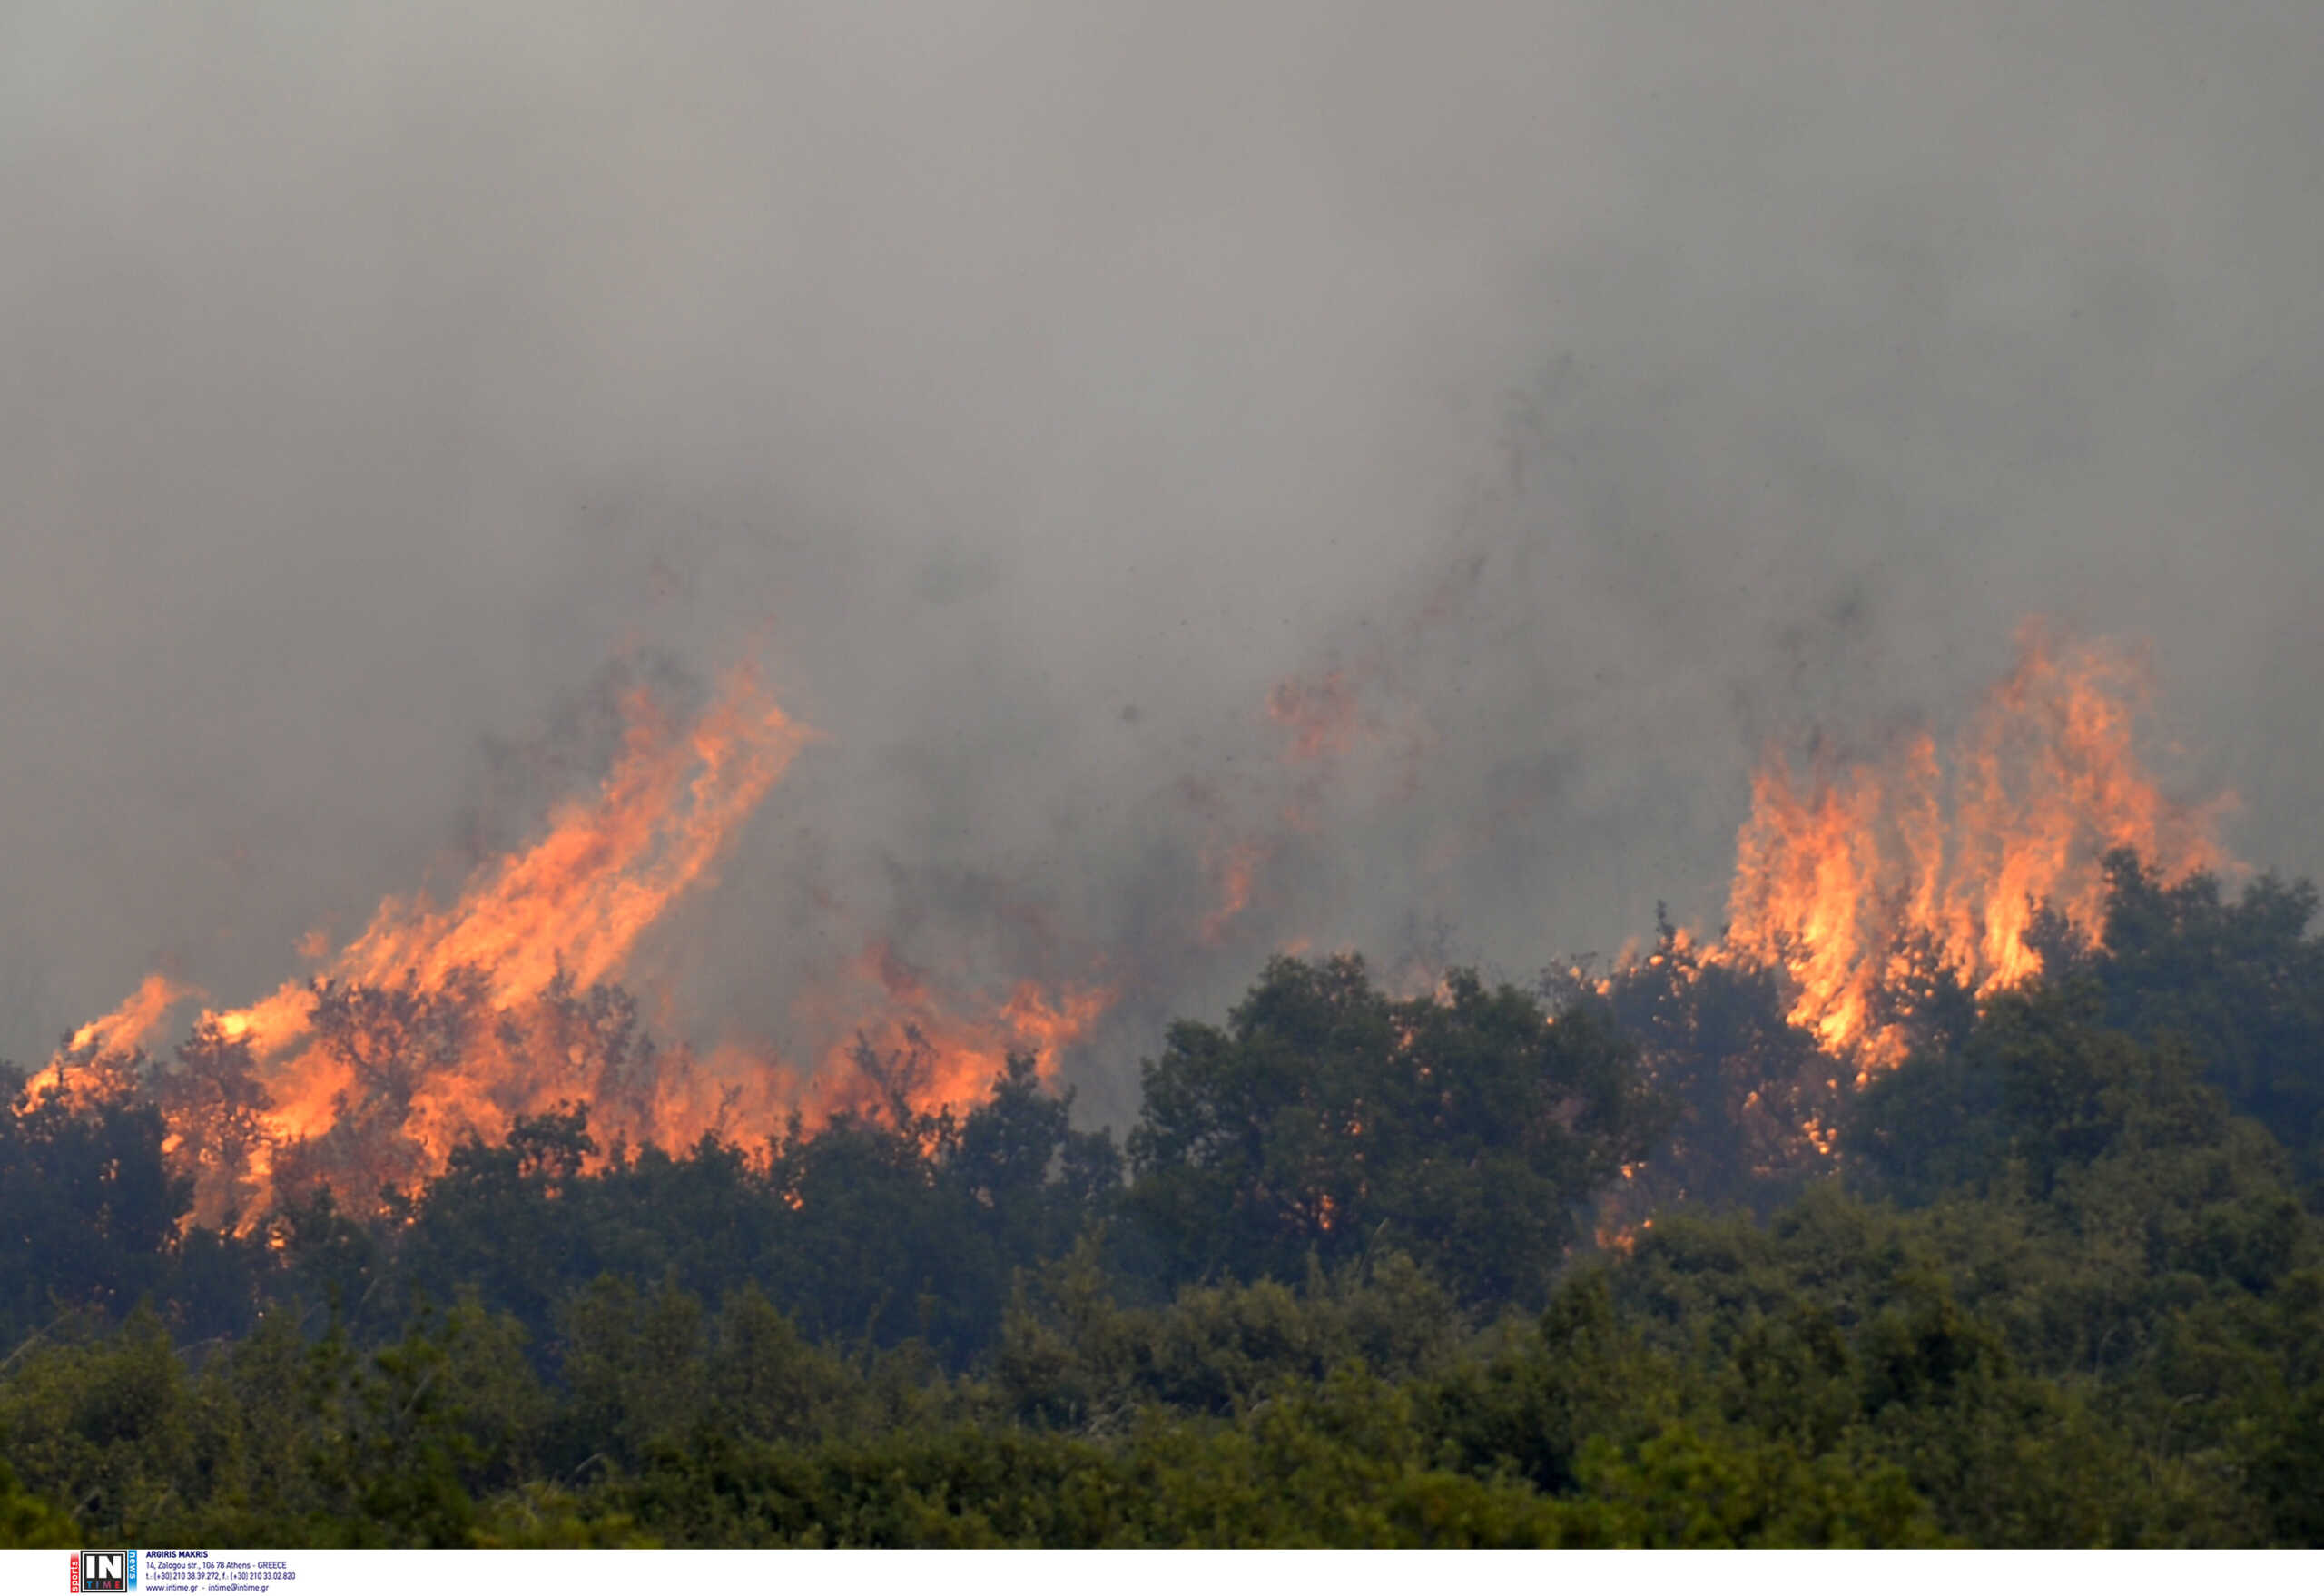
[5,3,2319,1121]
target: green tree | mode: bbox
[1126,955,1668,1305]
[0,1460,75,1547]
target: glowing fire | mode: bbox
[64,971,193,1059]
[40,613,2232,1232]
[1719,621,2233,1069]
[44,651,1117,1223]
[806,939,1114,1123]
[47,661,814,1217]
[1200,841,1265,945]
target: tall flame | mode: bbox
[46,616,2230,1226]
[1721,621,2234,1068]
[52,661,816,1217]
[49,655,1124,1222]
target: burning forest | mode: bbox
[31,609,2241,1242]
[37,658,1113,1227]
[1718,621,2235,1072]
[12,600,2317,1551]
[1559,621,2247,1226]
[9,2,2323,1550]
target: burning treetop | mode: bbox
[49,661,1108,1223]
[45,616,2236,1227]
[1719,621,2233,1072]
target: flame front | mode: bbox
[49,662,823,1218]
[47,650,1123,1223]
[47,616,2229,1226]
[1720,622,2234,1069]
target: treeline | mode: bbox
[0,852,2319,1545]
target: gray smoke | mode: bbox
[5,3,2319,1127]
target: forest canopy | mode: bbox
[1,852,2319,1548]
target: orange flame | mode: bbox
[26,971,201,1111]
[56,971,196,1071]
[806,939,1112,1123]
[311,662,808,1012]
[1199,841,1265,945]
[1720,622,2233,1069]
[53,653,1122,1224]
[54,661,815,1218]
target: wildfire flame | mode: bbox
[40,614,2233,1229]
[60,971,193,1069]
[46,657,1117,1225]
[1200,841,1265,946]
[1719,621,2234,1069]
[805,939,1114,1123]
[45,661,813,1215]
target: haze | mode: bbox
[5,3,2319,1119]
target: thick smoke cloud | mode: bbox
[5,4,2319,1123]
